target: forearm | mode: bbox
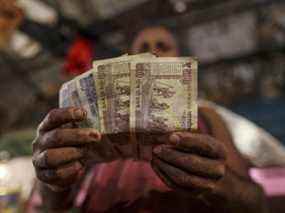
[39,181,79,211]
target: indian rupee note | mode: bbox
[93,53,155,158]
[59,79,82,107]
[93,53,156,133]
[130,58,198,160]
[67,79,82,107]
[76,71,100,130]
[130,57,198,132]
[59,82,70,108]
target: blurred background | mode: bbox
[1,0,285,156]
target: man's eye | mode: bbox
[140,42,150,52]
[156,41,171,52]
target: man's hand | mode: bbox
[32,107,101,192]
[152,132,226,196]
[152,132,268,213]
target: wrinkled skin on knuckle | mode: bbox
[75,129,91,141]
[55,162,83,186]
[201,135,227,160]
[49,129,62,146]
[186,155,199,165]
[176,173,196,189]
[203,181,216,193]
[36,161,83,187]
[50,148,83,167]
[215,163,226,179]
[40,129,61,149]
[34,151,48,168]
[199,135,218,152]
[198,158,226,180]
[176,175,192,188]
[46,109,58,126]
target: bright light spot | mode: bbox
[0,165,9,180]
[175,2,187,13]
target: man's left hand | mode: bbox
[152,132,227,196]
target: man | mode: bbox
[32,105,268,213]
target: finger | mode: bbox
[151,160,177,189]
[152,157,215,192]
[153,145,225,180]
[168,133,226,159]
[38,107,87,133]
[36,161,83,185]
[39,128,101,150]
[33,147,83,169]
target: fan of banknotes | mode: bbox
[59,53,198,159]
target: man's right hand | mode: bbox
[32,107,101,192]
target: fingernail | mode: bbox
[169,133,180,145]
[89,130,101,141]
[74,108,86,119]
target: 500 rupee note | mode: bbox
[130,57,198,133]
[94,53,156,134]
[94,53,156,158]
[130,57,197,160]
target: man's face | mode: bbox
[131,26,179,57]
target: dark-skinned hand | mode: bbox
[32,107,106,192]
[152,132,268,212]
[152,132,228,199]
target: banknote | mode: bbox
[59,53,198,161]
[59,79,82,107]
[94,53,155,134]
[130,57,198,133]
[130,57,197,160]
[67,79,82,107]
[58,54,142,148]
[93,53,156,158]
[59,82,70,108]
[76,71,100,130]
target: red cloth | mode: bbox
[63,37,93,76]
